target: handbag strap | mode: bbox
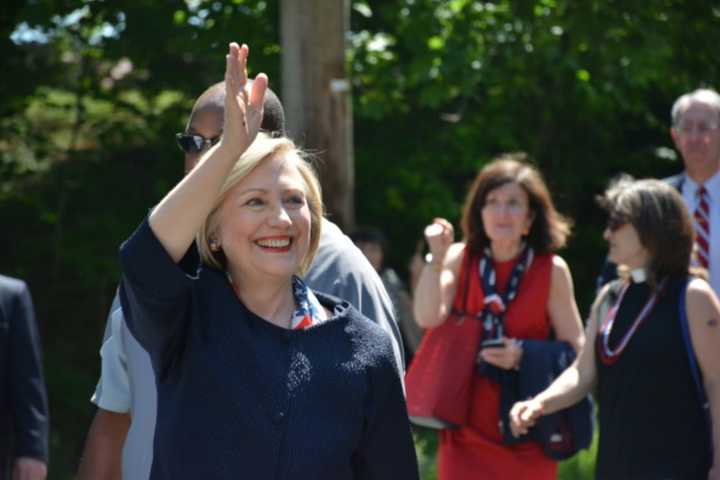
[449,247,472,318]
[677,276,713,457]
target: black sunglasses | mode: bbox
[175,133,221,154]
[606,214,627,232]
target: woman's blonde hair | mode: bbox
[197,133,323,275]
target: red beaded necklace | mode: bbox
[598,277,667,366]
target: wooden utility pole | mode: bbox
[280,0,355,231]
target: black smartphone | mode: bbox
[480,338,505,349]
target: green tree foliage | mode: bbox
[1,1,279,475]
[0,1,718,477]
[350,0,720,306]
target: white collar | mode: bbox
[630,268,647,283]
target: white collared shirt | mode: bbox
[681,170,720,295]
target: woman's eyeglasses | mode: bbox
[606,215,627,232]
[175,133,221,154]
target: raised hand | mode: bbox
[424,218,454,266]
[509,398,544,438]
[147,42,269,262]
[221,42,268,156]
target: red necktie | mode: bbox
[694,185,710,269]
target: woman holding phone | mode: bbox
[413,155,585,479]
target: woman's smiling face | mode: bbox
[214,151,312,283]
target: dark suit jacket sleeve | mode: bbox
[8,282,49,462]
[118,218,196,379]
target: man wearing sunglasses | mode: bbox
[78,79,403,480]
[596,88,720,293]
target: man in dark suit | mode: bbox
[0,275,48,480]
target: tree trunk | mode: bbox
[280,0,355,231]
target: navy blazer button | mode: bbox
[273,411,285,424]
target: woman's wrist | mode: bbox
[533,393,552,417]
[424,252,445,272]
[530,396,546,415]
[214,140,248,163]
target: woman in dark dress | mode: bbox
[117,42,418,479]
[510,177,720,480]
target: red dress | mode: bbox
[438,250,557,480]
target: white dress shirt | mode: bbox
[681,170,720,296]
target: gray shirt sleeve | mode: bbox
[90,291,157,480]
[91,293,131,413]
[305,220,405,376]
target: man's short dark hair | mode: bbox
[189,81,286,135]
[349,227,388,254]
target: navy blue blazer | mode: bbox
[497,340,594,460]
[118,220,419,479]
[0,275,48,475]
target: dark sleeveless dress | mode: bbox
[595,276,710,480]
[438,251,557,480]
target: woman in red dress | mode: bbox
[413,155,585,479]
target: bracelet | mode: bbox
[424,253,444,272]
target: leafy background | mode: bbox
[1,0,718,478]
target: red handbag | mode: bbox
[405,249,481,429]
